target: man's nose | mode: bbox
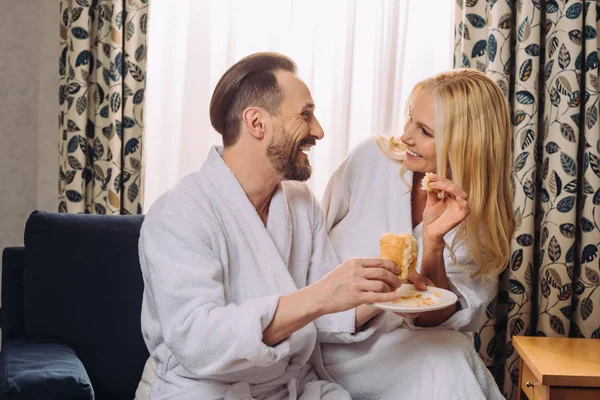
[310,115,325,140]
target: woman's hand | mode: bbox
[310,258,404,315]
[393,271,434,319]
[422,175,470,246]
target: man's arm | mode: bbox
[263,257,404,345]
[265,265,431,344]
[263,286,325,346]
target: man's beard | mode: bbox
[266,125,314,182]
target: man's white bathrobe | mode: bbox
[320,137,504,400]
[139,146,354,400]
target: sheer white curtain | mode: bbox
[143,0,454,209]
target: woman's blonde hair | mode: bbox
[377,69,515,278]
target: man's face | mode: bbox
[266,71,324,181]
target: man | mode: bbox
[139,52,412,399]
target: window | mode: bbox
[144,0,454,208]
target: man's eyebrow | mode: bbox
[301,103,315,113]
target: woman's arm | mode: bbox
[355,305,383,329]
[415,176,470,327]
[414,239,458,327]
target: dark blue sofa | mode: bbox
[1,211,148,399]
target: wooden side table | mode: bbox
[514,336,600,400]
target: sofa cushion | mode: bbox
[1,247,26,343]
[0,337,94,399]
[23,211,148,400]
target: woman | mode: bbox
[319,69,514,399]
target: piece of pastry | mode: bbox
[379,233,418,280]
[421,172,445,198]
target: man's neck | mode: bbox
[222,146,279,224]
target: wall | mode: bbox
[0,0,57,251]
[38,0,60,213]
[0,0,58,316]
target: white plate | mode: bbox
[370,284,458,314]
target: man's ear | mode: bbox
[242,107,266,140]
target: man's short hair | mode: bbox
[209,52,297,147]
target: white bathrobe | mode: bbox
[319,137,504,400]
[139,146,354,400]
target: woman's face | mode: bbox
[400,90,437,174]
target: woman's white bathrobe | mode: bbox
[320,137,504,400]
[139,146,354,400]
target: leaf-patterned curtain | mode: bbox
[58,0,148,215]
[455,0,600,398]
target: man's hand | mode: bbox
[263,257,403,346]
[309,257,404,315]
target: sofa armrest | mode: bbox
[1,247,26,343]
[0,337,94,399]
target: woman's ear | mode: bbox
[242,107,266,140]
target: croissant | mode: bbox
[421,172,445,199]
[379,233,418,280]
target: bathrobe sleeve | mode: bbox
[139,198,291,378]
[306,192,357,337]
[405,242,495,332]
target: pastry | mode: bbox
[421,172,445,199]
[379,233,418,280]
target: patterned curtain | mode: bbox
[58,0,148,214]
[455,0,600,398]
